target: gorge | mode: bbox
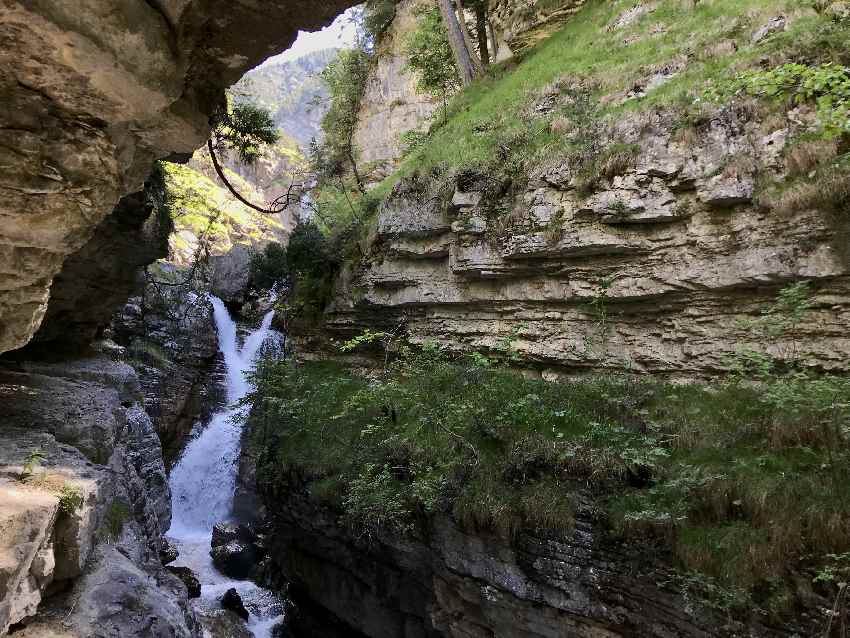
[2,0,850,637]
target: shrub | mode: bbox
[250,242,289,291]
[58,485,84,516]
[404,4,461,121]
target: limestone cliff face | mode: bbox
[26,177,173,352]
[260,481,805,637]
[0,0,357,355]
[353,0,440,180]
[309,105,850,377]
[0,355,193,636]
[488,0,587,57]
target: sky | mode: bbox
[264,8,360,65]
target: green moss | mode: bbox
[160,161,283,254]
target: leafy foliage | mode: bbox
[250,242,289,291]
[403,5,461,119]
[711,63,850,137]
[311,48,371,182]
[58,485,84,516]
[20,450,46,480]
[213,103,280,165]
[361,0,400,46]
[279,221,338,322]
[247,279,850,618]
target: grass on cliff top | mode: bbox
[246,342,850,618]
[392,0,848,183]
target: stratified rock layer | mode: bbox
[0,355,192,636]
[309,106,850,376]
[0,0,357,354]
[262,486,802,637]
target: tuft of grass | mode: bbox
[58,485,84,516]
[574,142,641,194]
[786,138,839,176]
[99,500,130,543]
[771,158,850,214]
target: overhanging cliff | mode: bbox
[0,0,357,354]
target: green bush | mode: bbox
[58,485,84,516]
[250,242,289,291]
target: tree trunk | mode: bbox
[438,0,477,86]
[487,18,499,62]
[455,0,483,73]
[475,4,490,66]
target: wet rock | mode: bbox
[200,609,254,638]
[160,539,179,565]
[211,540,258,581]
[211,522,243,547]
[222,588,250,622]
[111,293,220,468]
[210,523,262,580]
[167,566,202,599]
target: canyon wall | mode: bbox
[353,0,440,180]
[308,105,850,377]
[0,0,356,355]
[0,354,196,636]
[258,479,809,637]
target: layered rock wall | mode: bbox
[309,106,850,376]
[261,484,804,637]
[353,0,440,180]
[0,355,194,636]
[0,0,356,355]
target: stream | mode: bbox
[167,296,284,637]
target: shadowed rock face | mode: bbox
[25,183,172,352]
[0,0,357,354]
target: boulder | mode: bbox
[166,566,202,599]
[160,539,179,565]
[200,609,254,638]
[697,172,755,208]
[211,540,258,580]
[222,588,250,622]
[209,244,254,307]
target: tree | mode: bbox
[312,48,371,193]
[207,102,303,215]
[454,0,483,73]
[404,5,462,121]
[437,0,477,85]
[466,0,491,65]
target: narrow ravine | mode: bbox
[167,297,283,637]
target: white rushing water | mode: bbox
[168,296,284,637]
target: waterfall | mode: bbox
[167,296,283,636]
